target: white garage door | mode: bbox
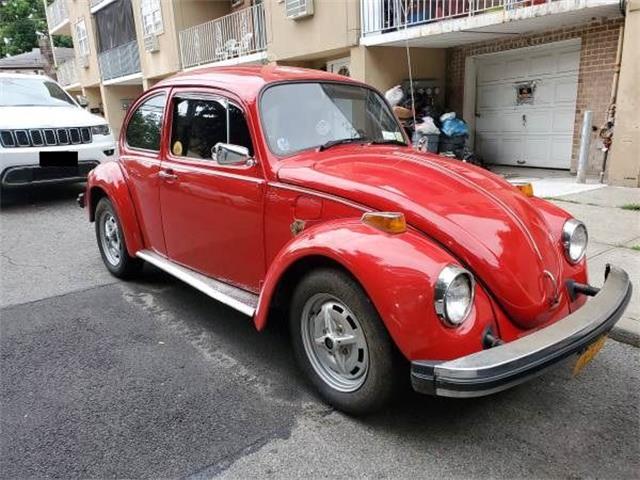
[475,41,580,169]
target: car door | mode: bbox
[158,89,265,292]
[119,90,169,254]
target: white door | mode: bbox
[475,42,580,169]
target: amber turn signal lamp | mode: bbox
[361,212,407,234]
[513,182,534,197]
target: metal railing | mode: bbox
[179,3,267,69]
[46,0,69,31]
[361,0,555,35]
[98,41,141,81]
[57,58,78,87]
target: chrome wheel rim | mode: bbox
[301,293,369,393]
[100,212,122,266]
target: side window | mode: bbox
[126,94,166,151]
[170,96,253,160]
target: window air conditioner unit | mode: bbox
[285,0,313,20]
[78,54,89,69]
[144,34,160,53]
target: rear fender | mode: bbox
[86,161,144,256]
[255,218,497,361]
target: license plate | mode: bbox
[573,335,607,376]
[40,151,78,167]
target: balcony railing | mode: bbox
[361,0,555,35]
[57,58,78,87]
[179,3,267,69]
[98,41,141,81]
[46,0,69,31]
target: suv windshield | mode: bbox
[0,77,77,107]
[260,82,405,156]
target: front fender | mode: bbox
[255,218,498,361]
[86,161,144,256]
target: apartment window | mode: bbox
[75,18,89,56]
[141,0,163,35]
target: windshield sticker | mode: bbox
[277,137,290,153]
[316,120,331,136]
[382,131,396,141]
[395,131,404,142]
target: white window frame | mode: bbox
[141,0,164,36]
[75,18,90,57]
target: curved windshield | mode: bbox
[0,77,77,107]
[260,82,405,156]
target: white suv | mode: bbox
[0,73,116,188]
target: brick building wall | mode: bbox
[445,17,624,173]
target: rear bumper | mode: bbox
[411,265,632,398]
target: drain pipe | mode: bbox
[576,110,592,184]
[599,24,625,182]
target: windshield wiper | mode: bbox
[370,139,408,146]
[318,137,367,151]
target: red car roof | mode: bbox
[154,65,365,102]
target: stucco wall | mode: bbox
[100,84,144,138]
[607,0,640,187]
[350,45,446,93]
[68,0,101,88]
[264,0,359,62]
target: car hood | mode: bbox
[0,105,107,129]
[276,146,565,328]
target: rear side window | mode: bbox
[126,94,166,151]
[170,96,253,160]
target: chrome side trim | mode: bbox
[136,249,258,317]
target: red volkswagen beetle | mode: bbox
[80,66,631,414]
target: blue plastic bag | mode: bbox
[441,118,469,137]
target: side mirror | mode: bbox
[76,95,89,108]
[212,142,254,166]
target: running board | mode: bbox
[136,249,258,317]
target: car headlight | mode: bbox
[91,124,110,136]
[434,265,475,327]
[562,219,588,263]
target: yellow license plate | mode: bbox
[573,335,607,376]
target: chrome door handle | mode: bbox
[158,169,178,181]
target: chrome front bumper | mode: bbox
[411,265,632,398]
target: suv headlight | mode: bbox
[434,265,475,327]
[562,219,588,263]
[91,124,110,136]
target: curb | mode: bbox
[610,318,640,347]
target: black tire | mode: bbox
[95,197,142,278]
[289,268,401,415]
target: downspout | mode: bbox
[599,21,626,182]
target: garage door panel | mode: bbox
[475,41,579,169]
[477,85,502,109]
[501,137,524,164]
[554,77,579,103]
[529,54,557,77]
[556,50,580,73]
[550,137,572,169]
[478,62,504,83]
[524,111,552,133]
[551,109,576,133]
[524,136,551,166]
[503,58,528,80]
